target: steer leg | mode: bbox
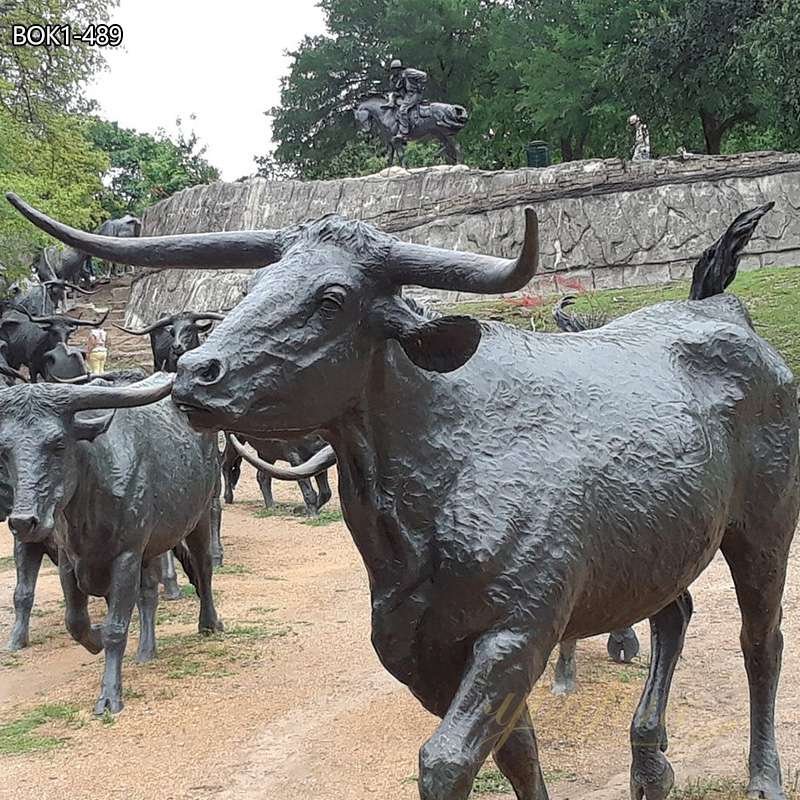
[492,705,549,800]
[185,514,223,635]
[256,469,275,509]
[629,591,693,800]
[296,477,320,515]
[209,495,224,567]
[59,551,103,654]
[95,550,141,716]
[315,471,333,511]
[722,523,792,800]
[608,627,640,663]
[551,639,577,695]
[160,551,181,600]
[222,452,241,505]
[7,539,46,650]
[135,559,160,663]
[418,628,556,800]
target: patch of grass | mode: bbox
[613,659,650,684]
[301,509,343,526]
[99,709,116,727]
[252,502,302,519]
[151,618,293,681]
[0,555,14,571]
[406,765,576,795]
[27,627,62,647]
[470,767,512,795]
[669,777,744,799]
[545,768,578,783]
[0,653,22,669]
[448,266,800,375]
[214,563,251,575]
[0,703,80,755]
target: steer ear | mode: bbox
[378,300,482,373]
[72,410,116,441]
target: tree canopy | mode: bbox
[85,117,220,218]
[0,0,219,276]
[266,0,800,177]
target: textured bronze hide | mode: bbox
[7,192,799,800]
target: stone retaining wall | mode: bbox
[127,151,800,325]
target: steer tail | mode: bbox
[172,541,197,587]
[552,295,609,332]
[689,203,774,300]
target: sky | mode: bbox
[89,0,327,180]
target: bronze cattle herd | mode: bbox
[2,190,798,800]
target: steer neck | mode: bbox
[324,343,441,607]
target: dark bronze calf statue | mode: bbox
[9,193,797,800]
[0,372,222,714]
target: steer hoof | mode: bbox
[93,693,124,717]
[5,632,28,651]
[199,618,224,636]
[162,579,182,602]
[551,676,576,695]
[630,752,674,800]
[82,624,104,655]
[608,629,640,663]
[746,775,786,800]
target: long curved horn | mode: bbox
[113,316,176,336]
[43,279,100,296]
[53,373,93,384]
[186,311,225,322]
[6,193,285,269]
[228,434,336,480]
[385,207,539,293]
[66,373,174,411]
[13,305,109,328]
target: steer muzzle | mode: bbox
[8,512,53,543]
[172,350,233,431]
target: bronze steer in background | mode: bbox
[0,374,222,715]
[10,193,798,800]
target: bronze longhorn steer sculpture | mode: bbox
[8,192,798,800]
[0,372,223,713]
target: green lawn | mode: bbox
[448,266,800,375]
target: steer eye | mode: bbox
[320,287,346,317]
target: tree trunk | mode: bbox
[700,110,723,155]
[560,136,574,162]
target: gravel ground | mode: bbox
[1,466,799,800]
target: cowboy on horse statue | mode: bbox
[354,58,469,168]
[387,59,428,143]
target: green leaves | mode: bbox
[268,0,800,175]
[85,117,220,218]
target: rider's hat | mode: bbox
[389,59,403,70]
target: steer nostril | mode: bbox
[9,515,38,537]
[196,358,225,386]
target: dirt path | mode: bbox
[2,467,799,800]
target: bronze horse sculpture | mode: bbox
[355,95,468,167]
